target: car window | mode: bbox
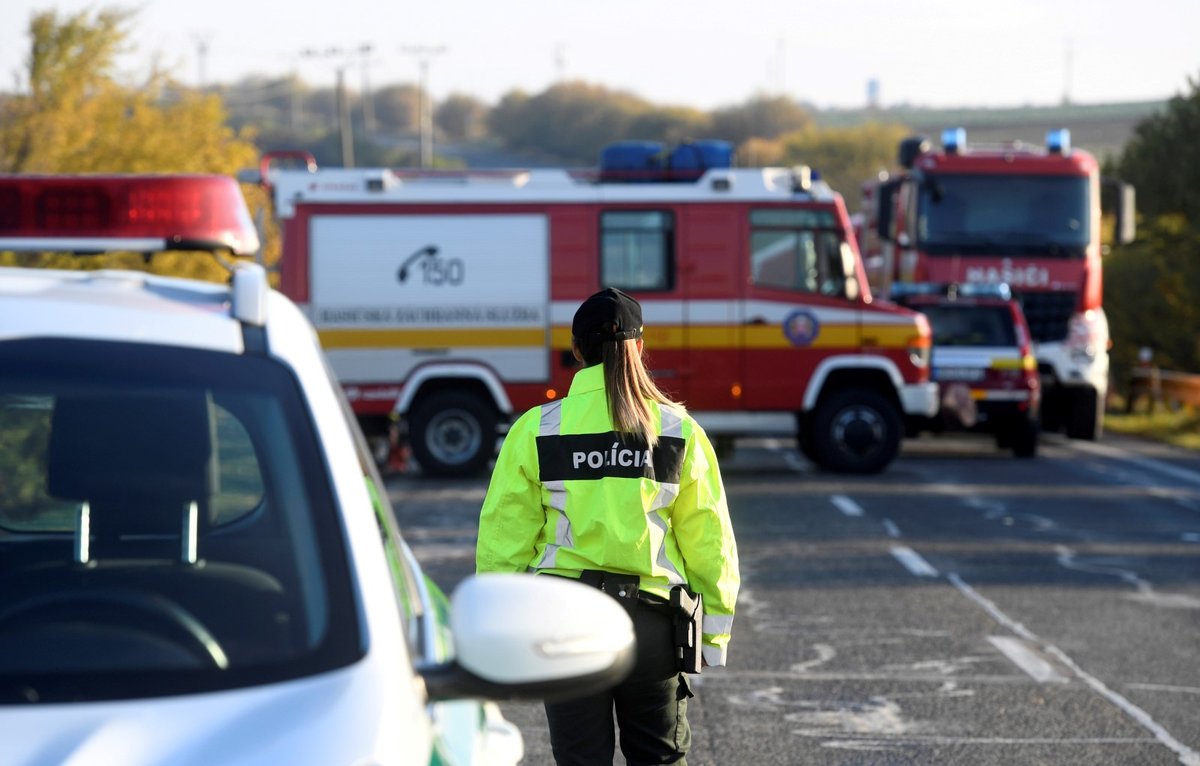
[0,338,361,703]
[322,358,435,659]
[0,398,263,533]
[919,304,1017,347]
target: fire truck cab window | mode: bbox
[600,210,674,291]
[917,175,1089,256]
[750,209,848,297]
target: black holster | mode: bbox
[670,585,703,674]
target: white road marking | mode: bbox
[1182,533,1200,543]
[820,736,1153,748]
[783,449,806,472]
[791,643,836,673]
[1024,513,1058,531]
[831,494,863,517]
[881,518,901,538]
[964,495,1008,519]
[1056,545,1200,610]
[949,573,1200,766]
[1070,440,1200,488]
[1126,683,1200,695]
[890,546,939,577]
[987,636,1068,683]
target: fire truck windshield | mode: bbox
[917,175,1089,258]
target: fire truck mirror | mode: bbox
[875,179,900,241]
[1116,182,1136,245]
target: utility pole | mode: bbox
[358,43,376,135]
[302,45,374,168]
[401,45,446,169]
[555,43,566,82]
[1062,38,1074,106]
[193,32,212,89]
[336,66,354,168]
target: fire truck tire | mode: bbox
[810,389,902,474]
[797,430,821,465]
[409,391,497,477]
[1065,387,1103,441]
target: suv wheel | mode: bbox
[1008,418,1039,458]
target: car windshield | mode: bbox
[0,339,361,703]
[919,304,1017,347]
[917,174,1089,257]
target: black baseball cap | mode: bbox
[572,287,643,342]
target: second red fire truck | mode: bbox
[861,128,1136,441]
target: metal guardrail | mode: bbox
[1127,366,1200,410]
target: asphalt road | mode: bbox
[387,432,1200,765]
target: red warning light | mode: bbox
[0,175,259,255]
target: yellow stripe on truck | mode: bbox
[321,321,916,351]
[318,327,546,349]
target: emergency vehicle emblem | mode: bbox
[783,310,820,346]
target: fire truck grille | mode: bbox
[1015,290,1076,343]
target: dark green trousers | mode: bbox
[544,601,694,765]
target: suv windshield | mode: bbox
[0,339,360,703]
[919,304,1017,347]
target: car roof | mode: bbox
[0,266,254,353]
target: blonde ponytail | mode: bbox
[599,338,679,448]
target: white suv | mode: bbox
[0,174,634,765]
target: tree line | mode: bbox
[2,8,1197,388]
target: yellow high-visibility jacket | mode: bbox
[477,363,740,666]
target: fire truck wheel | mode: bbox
[409,391,497,477]
[810,389,902,474]
[796,431,821,464]
[1065,387,1103,441]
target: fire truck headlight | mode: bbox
[907,337,931,368]
[1071,345,1097,362]
[1066,309,1106,362]
[908,315,932,369]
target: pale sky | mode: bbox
[2,0,1198,110]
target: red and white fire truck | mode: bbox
[250,144,937,476]
[862,128,1136,440]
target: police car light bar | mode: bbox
[956,282,1012,300]
[0,175,260,257]
[887,282,946,300]
[888,281,1012,301]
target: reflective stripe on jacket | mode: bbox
[476,363,740,666]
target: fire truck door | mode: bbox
[679,206,743,410]
[598,208,688,401]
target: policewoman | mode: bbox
[477,287,740,766]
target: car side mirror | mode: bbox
[420,573,636,703]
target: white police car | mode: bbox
[0,174,635,765]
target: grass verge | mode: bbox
[1104,405,1200,451]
